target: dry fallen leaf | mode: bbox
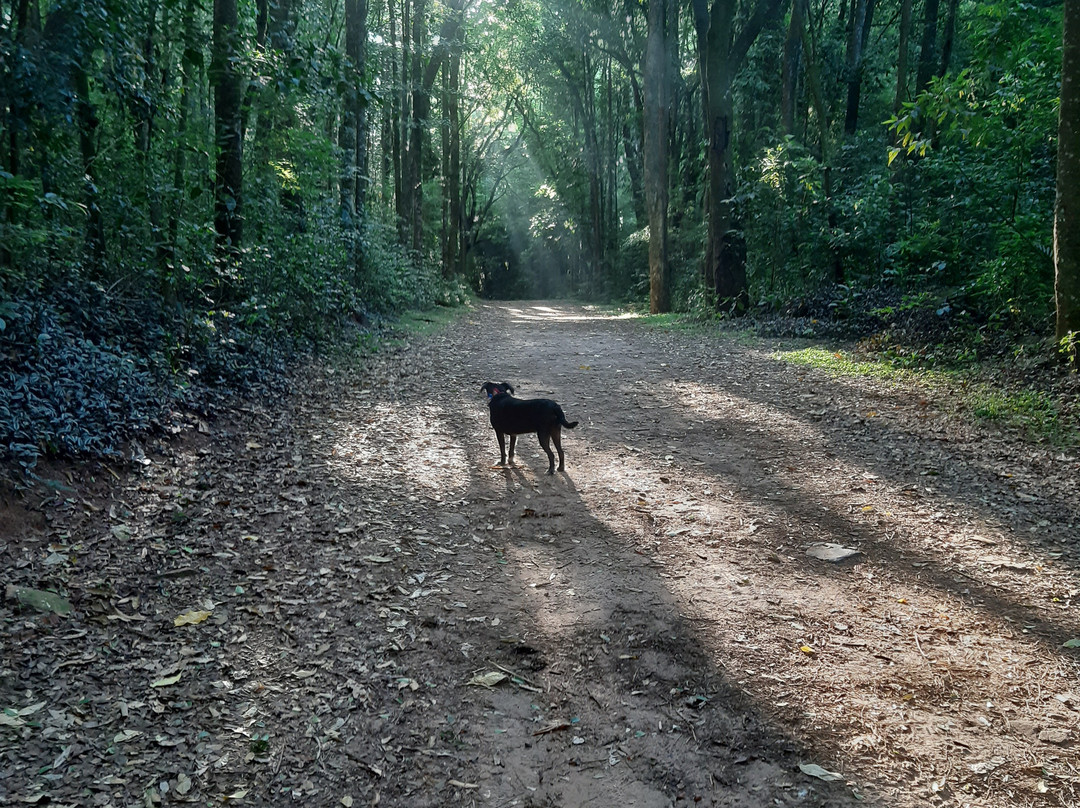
[467,671,507,688]
[799,762,843,781]
[174,609,212,626]
[150,671,183,688]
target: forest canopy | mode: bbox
[0,0,1073,472]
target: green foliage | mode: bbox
[0,285,167,473]
[967,387,1063,439]
[359,220,445,313]
[776,346,908,382]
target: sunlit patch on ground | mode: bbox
[324,401,470,496]
[502,303,638,323]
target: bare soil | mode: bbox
[3,302,1080,807]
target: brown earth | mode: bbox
[3,301,1080,807]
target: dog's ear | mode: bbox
[501,382,514,395]
[479,382,491,394]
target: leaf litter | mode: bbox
[2,302,1080,807]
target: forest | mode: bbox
[0,0,1075,470]
[6,3,1080,806]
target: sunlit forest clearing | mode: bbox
[3,0,1080,805]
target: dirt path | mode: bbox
[4,302,1080,807]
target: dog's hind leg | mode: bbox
[537,431,556,475]
[550,425,566,472]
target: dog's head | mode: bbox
[480,381,514,399]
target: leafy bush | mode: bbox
[0,293,168,473]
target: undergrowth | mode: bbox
[0,221,465,481]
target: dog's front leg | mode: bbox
[496,431,508,466]
[508,434,517,463]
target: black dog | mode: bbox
[480,382,578,474]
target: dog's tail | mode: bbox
[558,409,579,429]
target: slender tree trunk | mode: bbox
[389,0,404,238]
[211,0,244,262]
[72,64,106,270]
[408,0,426,252]
[243,0,268,144]
[937,0,959,78]
[781,0,805,135]
[444,24,462,278]
[894,0,912,112]
[340,0,359,225]
[1055,0,1080,352]
[799,0,842,282]
[915,0,940,94]
[843,0,875,135]
[645,0,671,313]
[622,117,647,229]
[165,0,199,307]
[407,0,463,256]
[1,0,37,266]
[138,0,168,274]
[583,51,603,280]
[354,0,368,220]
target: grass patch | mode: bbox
[775,346,1075,444]
[640,312,758,344]
[776,346,911,382]
[640,312,698,330]
[395,304,465,337]
[965,388,1065,440]
[343,302,469,359]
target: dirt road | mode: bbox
[3,302,1080,807]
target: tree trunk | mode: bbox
[137,0,168,274]
[73,62,106,270]
[781,0,804,135]
[622,118,647,229]
[408,0,426,253]
[937,0,959,78]
[165,0,199,307]
[408,0,464,256]
[390,0,405,239]
[894,0,912,112]
[1,0,38,266]
[693,0,783,310]
[583,50,603,282]
[354,0,368,220]
[1055,0,1080,351]
[843,0,876,135]
[340,0,359,225]
[915,0,940,94]
[799,1,843,283]
[444,24,462,278]
[645,0,671,313]
[211,0,244,261]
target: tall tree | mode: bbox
[644,0,671,313]
[781,0,804,135]
[341,0,369,227]
[915,0,940,94]
[893,0,912,112]
[406,0,465,253]
[1056,0,1080,354]
[692,0,786,310]
[211,0,244,261]
[843,0,876,135]
[443,20,463,277]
